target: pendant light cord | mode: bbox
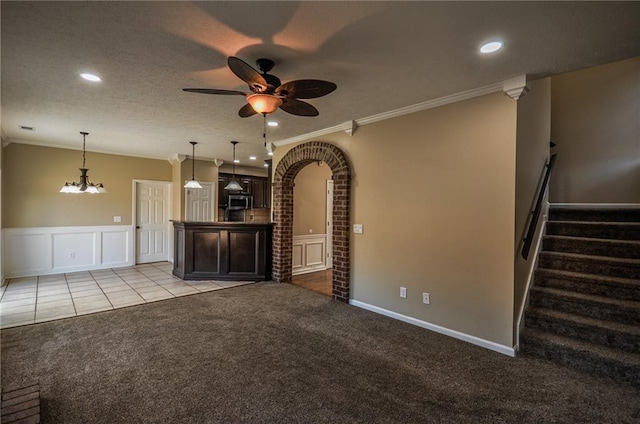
[191,142,196,180]
[82,133,86,169]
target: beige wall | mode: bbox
[513,78,551,335]
[2,143,172,228]
[274,92,518,347]
[550,56,640,203]
[293,162,332,236]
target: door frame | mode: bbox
[132,179,173,264]
[184,181,216,222]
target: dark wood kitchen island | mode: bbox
[172,221,273,281]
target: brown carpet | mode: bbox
[1,282,639,423]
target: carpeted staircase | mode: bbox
[521,206,640,387]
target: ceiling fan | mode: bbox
[183,56,337,117]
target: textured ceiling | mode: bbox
[2,1,639,166]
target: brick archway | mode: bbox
[272,141,351,302]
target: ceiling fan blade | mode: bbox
[238,102,258,118]
[276,80,337,99]
[183,88,248,96]
[228,56,268,92]
[279,99,319,117]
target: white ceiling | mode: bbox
[2,1,639,166]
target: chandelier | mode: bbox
[60,132,107,194]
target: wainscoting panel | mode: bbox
[3,226,134,278]
[292,234,327,275]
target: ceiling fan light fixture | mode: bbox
[247,93,282,114]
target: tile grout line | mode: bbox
[63,272,79,318]
[122,268,175,300]
[34,275,40,322]
[105,267,152,304]
[88,270,115,310]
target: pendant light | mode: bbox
[184,141,203,189]
[224,141,243,191]
[60,132,107,194]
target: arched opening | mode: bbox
[291,161,333,296]
[272,141,351,302]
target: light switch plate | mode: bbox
[113,216,121,223]
[353,224,363,234]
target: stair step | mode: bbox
[520,328,640,387]
[534,268,640,301]
[546,221,640,241]
[542,235,640,259]
[529,286,640,326]
[538,251,640,279]
[525,307,640,353]
[549,207,640,223]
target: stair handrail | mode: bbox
[521,153,557,260]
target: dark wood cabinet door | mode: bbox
[218,175,230,207]
[251,178,267,208]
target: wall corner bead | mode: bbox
[503,75,529,100]
[213,159,223,167]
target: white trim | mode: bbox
[274,82,504,147]
[550,203,640,209]
[515,202,549,350]
[292,234,327,275]
[349,299,516,357]
[2,225,134,278]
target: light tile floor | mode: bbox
[0,262,255,329]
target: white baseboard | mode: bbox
[349,299,516,357]
[3,225,135,278]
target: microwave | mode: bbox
[228,194,252,210]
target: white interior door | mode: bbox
[326,179,334,268]
[136,181,170,264]
[185,183,214,222]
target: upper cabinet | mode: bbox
[218,173,270,209]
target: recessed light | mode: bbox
[263,163,269,167]
[267,121,279,127]
[234,159,240,164]
[249,156,257,160]
[268,151,273,156]
[80,73,102,82]
[480,41,503,54]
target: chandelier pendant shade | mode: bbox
[60,132,107,194]
[224,141,243,192]
[184,141,203,189]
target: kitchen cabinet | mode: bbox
[218,173,269,208]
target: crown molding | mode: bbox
[274,81,504,147]
[503,75,529,100]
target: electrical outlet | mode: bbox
[400,287,407,298]
[68,251,76,259]
[422,292,430,304]
[353,224,363,234]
